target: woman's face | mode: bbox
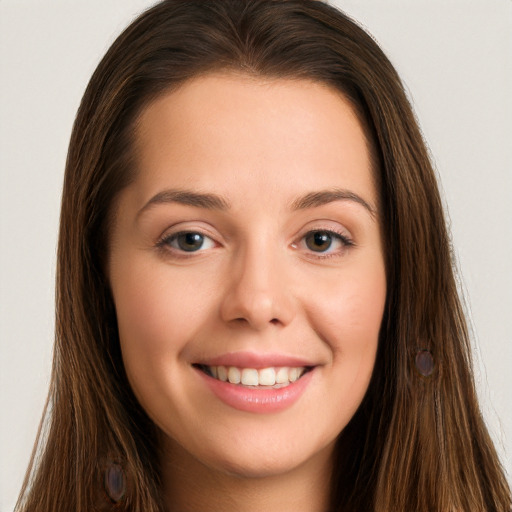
[108,74,386,478]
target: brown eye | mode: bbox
[299,230,353,257]
[177,233,204,251]
[166,232,215,252]
[304,231,334,252]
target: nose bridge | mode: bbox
[220,233,293,329]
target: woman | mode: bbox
[15,1,511,511]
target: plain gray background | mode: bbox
[1,1,511,510]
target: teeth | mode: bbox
[241,368,259,386]
[217,366,228,382]
[258,367,276,386]
[228,367,241,384]
[204,365,307,387]
[275,367,289,384]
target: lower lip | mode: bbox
[195,367,314,413]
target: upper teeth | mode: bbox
[207,366,306,387]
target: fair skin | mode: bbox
[108,74,387,512]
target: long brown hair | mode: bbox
[16,1,511,511]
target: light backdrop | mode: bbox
[1,1,510,510]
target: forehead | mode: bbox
[130,73,377,211]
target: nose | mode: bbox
[219,242,295,331]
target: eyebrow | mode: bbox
[137,189,231,219]
[291,188,377,219]
[137,187,376,219]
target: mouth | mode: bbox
[193,364,313,389]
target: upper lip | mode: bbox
[194,351,316,369]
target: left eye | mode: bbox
[164,232,216,252]
[301,230,351,253]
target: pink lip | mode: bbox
[195,351,315,369]
[194,365,315,413]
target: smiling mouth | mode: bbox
[194,364,313,388]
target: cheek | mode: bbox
[303,259,386,410]
[307,261,386,347]
[110,258,215,391]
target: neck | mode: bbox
[160,437,334,512]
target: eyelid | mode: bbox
[156,221,221,243]
[155,225,220,258]
[168,231,216,250]
[292,227,355,260]
[154,222,354,260]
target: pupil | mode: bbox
[306,231,332,252]
[178,232,203,251]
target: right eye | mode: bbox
[160,231,216,253]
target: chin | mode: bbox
[194,431,334,481]
[212,453,301,479]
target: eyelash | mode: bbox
[156,228,354,260]
[296,229,354,260]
